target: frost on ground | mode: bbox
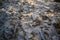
[0,0,60,40]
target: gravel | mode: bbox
[0,0,60,40]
